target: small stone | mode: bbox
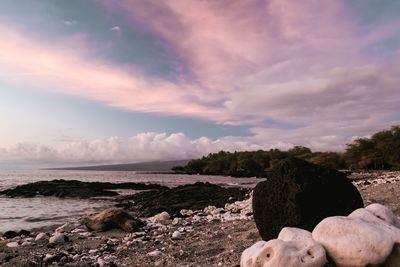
[148,250,163,257]
[49,232,68,245]
[97,258,106,267]
[180,209,193,217]
[171,218,181,225]
[44,254,54,262]
[150,212,170,223]
[6,241,19,248]
[35,232,47,241]
[171,231,182,240]
[21,241,32,246]
[89,249,98,254]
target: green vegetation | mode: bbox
[173,125,400,176]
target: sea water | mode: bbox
[0,170,261,232]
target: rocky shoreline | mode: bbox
[0,171,399,266]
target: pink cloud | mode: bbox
[1,0,400,160]
[0,25,225,121]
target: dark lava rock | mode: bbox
[3,231,17,239]
[117,182,249,217]
[83,208,145,232]
[253,157,363,241]
[0,179,167,198]
[17,230,30,237]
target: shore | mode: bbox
[0,171,399,266]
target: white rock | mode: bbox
[241,227,326,267]
[149,212,170,223]
[148,250,163,257]
[35,232,47,241]
[6,242,19,248]
[171,231,182,240]
[49,232,67,245]
[365,203,400,228]
[312,205,400,267]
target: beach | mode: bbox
[0,171,399,266]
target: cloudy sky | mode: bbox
[1,0,400,168]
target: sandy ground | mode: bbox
[0,171,399,267]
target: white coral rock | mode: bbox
[312,204,400,267]
[241,227,326,267]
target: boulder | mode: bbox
[83,208,144,232]
[241,227,326,267]
[253,158,363,240]
[312,204,400,267]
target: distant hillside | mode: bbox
[47,159,191,172]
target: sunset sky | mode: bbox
[1,0,400,167]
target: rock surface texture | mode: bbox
[253,158,363,240]
[83,208,144,232]
[312,203,400,267]
[241,227,326,267]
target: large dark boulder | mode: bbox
[0,179,167,198]
[117,182,249,217]
[253,157,363,240]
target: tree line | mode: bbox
[172,125,400,177]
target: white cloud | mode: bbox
[64,20,77,26]
[110,26,121,32]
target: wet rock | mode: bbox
[253,158,363,240]
[0,179,167,198]
[83,208,145,232]
[312,204,400,267]
[241,227,326,267]
[117,182,248,217]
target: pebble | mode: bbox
[148,250,163,257]
[35,232,47,241]
[171,231,182,240]
[6,241,19,248]
[49,233,68,245]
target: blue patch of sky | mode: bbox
[0,85,250,143]
[344,0,400,59]
[345,0,400,26]
[0,0,187,81]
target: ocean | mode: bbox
[0,170,261,232]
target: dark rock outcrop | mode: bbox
[0,179,167,198]
[117,182,249,217]
[253,157,363,240]
[83,208,144,232]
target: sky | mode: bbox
[1,0,400,168]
